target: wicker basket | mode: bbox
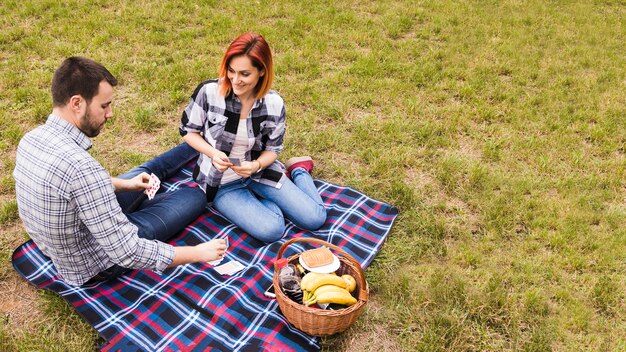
[273,237,369,336]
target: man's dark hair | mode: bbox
[51,57,118,106]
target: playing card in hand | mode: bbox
[208,237,229,266]
[144,173,160,200]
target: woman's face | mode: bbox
[227,55,264,101]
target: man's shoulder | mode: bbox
[18,126,96,171]
[14,127,105,202]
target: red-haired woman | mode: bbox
[180,33,326,242]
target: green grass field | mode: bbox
[1,0,624,351]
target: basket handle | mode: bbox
[276,237,368,302]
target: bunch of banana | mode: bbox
[300,273,358,307]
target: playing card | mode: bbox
[214,260,245,275]
[144,173,160,200]
[228,157,241,166]
[208,258,223,266]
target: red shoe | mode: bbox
[285,156,314,179]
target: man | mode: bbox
[13,57,226,286]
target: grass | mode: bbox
[1,0,625,351]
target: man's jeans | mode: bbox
[213,167,327,242]
[86,143,206,283]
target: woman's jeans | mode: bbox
[213,168,327,242]
[86,143,206,284]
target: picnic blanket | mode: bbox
[12,160,398,351]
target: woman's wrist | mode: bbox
[206,146,218,159]
[255,160,262,172]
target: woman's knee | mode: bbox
[247,216,285,243]
[294,205,327,230]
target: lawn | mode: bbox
[1,0,624,351]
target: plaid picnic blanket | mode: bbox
[12,161,398,351]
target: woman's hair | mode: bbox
[218,33,274,99]
[51,56,118,106]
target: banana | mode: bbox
[301,273,347,292]
[304,285,354,306]
[300,272,324,291]
[311,290,357,306]
[312,284,350,297]
[341,274,356,293]
[301,272,350,306]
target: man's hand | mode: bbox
[169,239,228,267]
[195,239,228,262]
[111,173,151,192]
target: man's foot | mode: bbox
[285,156,314,179]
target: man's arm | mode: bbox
[169,240,227,267]
[73,158,226,271]
[111,172,151,192]
[71,160,174,271]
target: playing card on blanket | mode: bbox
[144,173,160,200]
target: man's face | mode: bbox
[78,81,113,137]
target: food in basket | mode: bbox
[300,273,358,307]
[274,239,368,336]
[302,279,358,306]
[300,247,334,268]
[341,274,356,293]
[301,272,347,292]
[305,286,357,306]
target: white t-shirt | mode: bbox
[221,120,253,185]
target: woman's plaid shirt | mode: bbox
[179,80,288,201]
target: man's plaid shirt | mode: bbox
[13,115,175,286]
[179,79,287,201]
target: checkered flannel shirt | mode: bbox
[179,79,287,200]
[13,115,175,286]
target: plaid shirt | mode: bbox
[179,79,287,201]
[13,115,175,286]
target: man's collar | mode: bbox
[46,114,93,150]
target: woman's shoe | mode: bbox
[285,156,314,179]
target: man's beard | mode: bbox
[78,109,103,137]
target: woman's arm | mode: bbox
[254,150,278,171]
[237,93,285,175]
[183,132,231,172]
[231,150,278,178]
[182,132,217,159]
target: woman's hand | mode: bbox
[182,132,232,172]
[211,151,232,172]
[111,173,151,192]
[231,161,260,178]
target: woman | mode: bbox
[179,33,326,242]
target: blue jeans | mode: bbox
[213,167,327,242]
[86,143,206,284]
